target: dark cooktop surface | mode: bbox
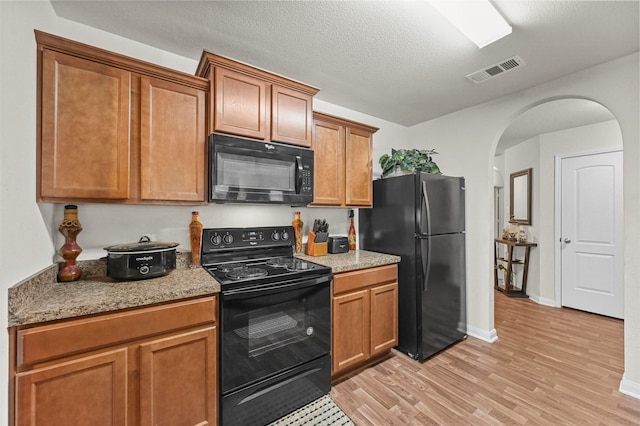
[200,226,331,287]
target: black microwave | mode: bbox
[209,134,314,206]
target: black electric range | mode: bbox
[200,226,333,426]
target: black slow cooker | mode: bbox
[104,240,179,280]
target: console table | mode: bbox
[494,238,537,298]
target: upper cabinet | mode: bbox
[196,52,318,147]
[311,112,378,207]
[36,31,208,204]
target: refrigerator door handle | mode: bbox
[421,238,431,292]
[421,181,432,236]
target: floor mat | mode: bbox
[268,394,354,426]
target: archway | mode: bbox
[492,98,620,306]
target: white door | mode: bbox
[561,150,623,318]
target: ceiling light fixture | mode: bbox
[429,0,512,48]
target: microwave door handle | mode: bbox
[295,155,303,194]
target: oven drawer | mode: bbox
[17,297,216,367]
[222,354,330,426]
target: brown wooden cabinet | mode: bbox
[36,31,208,204]
[11,296,218,426]
[311,112,378,207]
[140,76,206,202]
[331,264,398,380]
[196,52,318,147]
[40,49,132,201]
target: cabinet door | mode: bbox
[370,282,399,356]
[140,77,206,202]
[40,49,131,200]
[214,67,267,140]
[139,327,217,426]
[271,85,313,147]
[345,127,373,207]
[15,349,128,426]
[332,289,370,375]
[311,118,344,206]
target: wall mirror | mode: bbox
[510,168,532,225]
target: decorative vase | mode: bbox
[292,211,303,254]
[189,211,203,265]
[518,229,528,243]
[57,205,83,282]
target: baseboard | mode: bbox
[528,294,557,307]
[466,325,498,343]
[619,373,640,399]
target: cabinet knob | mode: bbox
[563,238,572,244]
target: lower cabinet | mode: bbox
[11,296,218,426]
[16,349,129,425]
[332,264,398,379]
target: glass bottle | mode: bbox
[189,211,203,265]
[292,211,304,254]
[348,209,356,250]
[58,204,83,282]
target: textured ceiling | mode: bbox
[50,0,639,128]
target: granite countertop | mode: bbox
[296,249,400,273]
[8,250,399,328]
[8,255,220,327]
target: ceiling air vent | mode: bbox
[466,55,525,83]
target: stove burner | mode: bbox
[226,267,269,281]
[265,257,295,268]
[265,257,315,272]
[217,263,247,273]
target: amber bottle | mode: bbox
[292,211,304,254]
[189,211,203,265]
[348,209,356,250]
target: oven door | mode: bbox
[209,133,314,205]
[220,274,331,395]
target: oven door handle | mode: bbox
[295,155,303,194]
[222,274,332,299]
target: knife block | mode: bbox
[305,231,328,256]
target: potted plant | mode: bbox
[379,148,441,178]
[495,264,515,289]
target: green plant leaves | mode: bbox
[378,148,442,178]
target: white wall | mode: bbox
[404,54,639,394]
[503,136,540,297]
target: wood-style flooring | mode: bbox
[330,291,640,425]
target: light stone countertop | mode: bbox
[296,250,400,273]
[8,250,399,328]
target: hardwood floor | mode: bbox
[330,291,640,425]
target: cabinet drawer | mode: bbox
[333,264,397,295]
[17,296,216,367]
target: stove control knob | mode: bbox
[271,231,280,241]
[281,231,289,241]
[223,234,234,245]
[212,235,222,245]
[139,265,150,275]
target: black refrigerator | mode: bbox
[359,172,467,361]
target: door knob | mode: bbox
[563,238,572,244]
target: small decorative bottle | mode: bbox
[58,205,83,282]
[348,209,356,251]
[292,211,304,254]
[189,211,203,265]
